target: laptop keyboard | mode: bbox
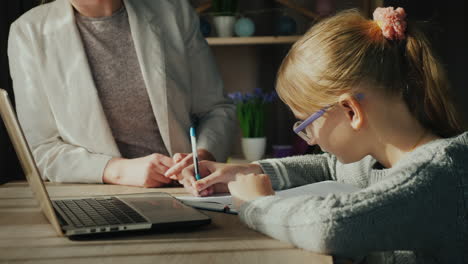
[53,197,147,228]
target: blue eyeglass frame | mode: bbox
[293,93,364,135]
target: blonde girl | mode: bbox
[166,7,468,263]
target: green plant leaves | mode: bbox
[212,0,238,16]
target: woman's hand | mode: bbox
[228,173,275,210]
[163,148,215,180]
[103,153,175,187]
[173,161,264,196]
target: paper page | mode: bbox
[276,180,360,198]
[176,180,360,206]
[176,193,233,205]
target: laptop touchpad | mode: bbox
[120,196,207,223]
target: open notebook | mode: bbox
[177,180,361,214]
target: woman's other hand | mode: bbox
[163,148,215,180]
[228,173,275,210]
[102,153,175,187]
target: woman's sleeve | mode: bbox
[253,153,338,190]
[181,2,237,162]
[8,22,113,183]
[239,165,449,259]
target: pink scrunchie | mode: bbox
[373,7,407,40]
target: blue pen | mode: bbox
[190,127,201,180]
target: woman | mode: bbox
[8,0,236,187]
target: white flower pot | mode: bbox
[241,137,267,161]
[213,16,236,37]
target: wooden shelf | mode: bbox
[206,35,301,46]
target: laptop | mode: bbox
[0,88,211,237]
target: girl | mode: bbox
[166,7,468,263]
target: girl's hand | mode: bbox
[228,173,275,210]
[163,149,215,180]
[174,161,264,196]
[103,154,175,187]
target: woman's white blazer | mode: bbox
[7,0,236,183]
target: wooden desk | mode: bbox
[0,181,333,264]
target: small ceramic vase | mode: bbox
[234,17,255,37]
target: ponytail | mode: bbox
[404,25,466,137]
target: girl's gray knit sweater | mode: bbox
[240,132,468,264]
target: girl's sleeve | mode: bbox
[238,163,451,259]
[253,153,338,190]
[8,22,113,183]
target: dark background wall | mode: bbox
[1,0,38,183]
[0,0,467,183]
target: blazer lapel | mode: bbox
[45,0,121,156]
[124,0,173,155]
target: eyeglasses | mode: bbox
[293,105,334,143]
[293,93,364,143]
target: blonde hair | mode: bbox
[277,9,466,138]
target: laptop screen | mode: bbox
[0,89,63,236]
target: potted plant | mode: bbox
[229,88,277,161]
[212,0,238,37]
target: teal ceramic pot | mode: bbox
[276,15,297,36]
[200,17,211,37]
[234,17,255,37]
